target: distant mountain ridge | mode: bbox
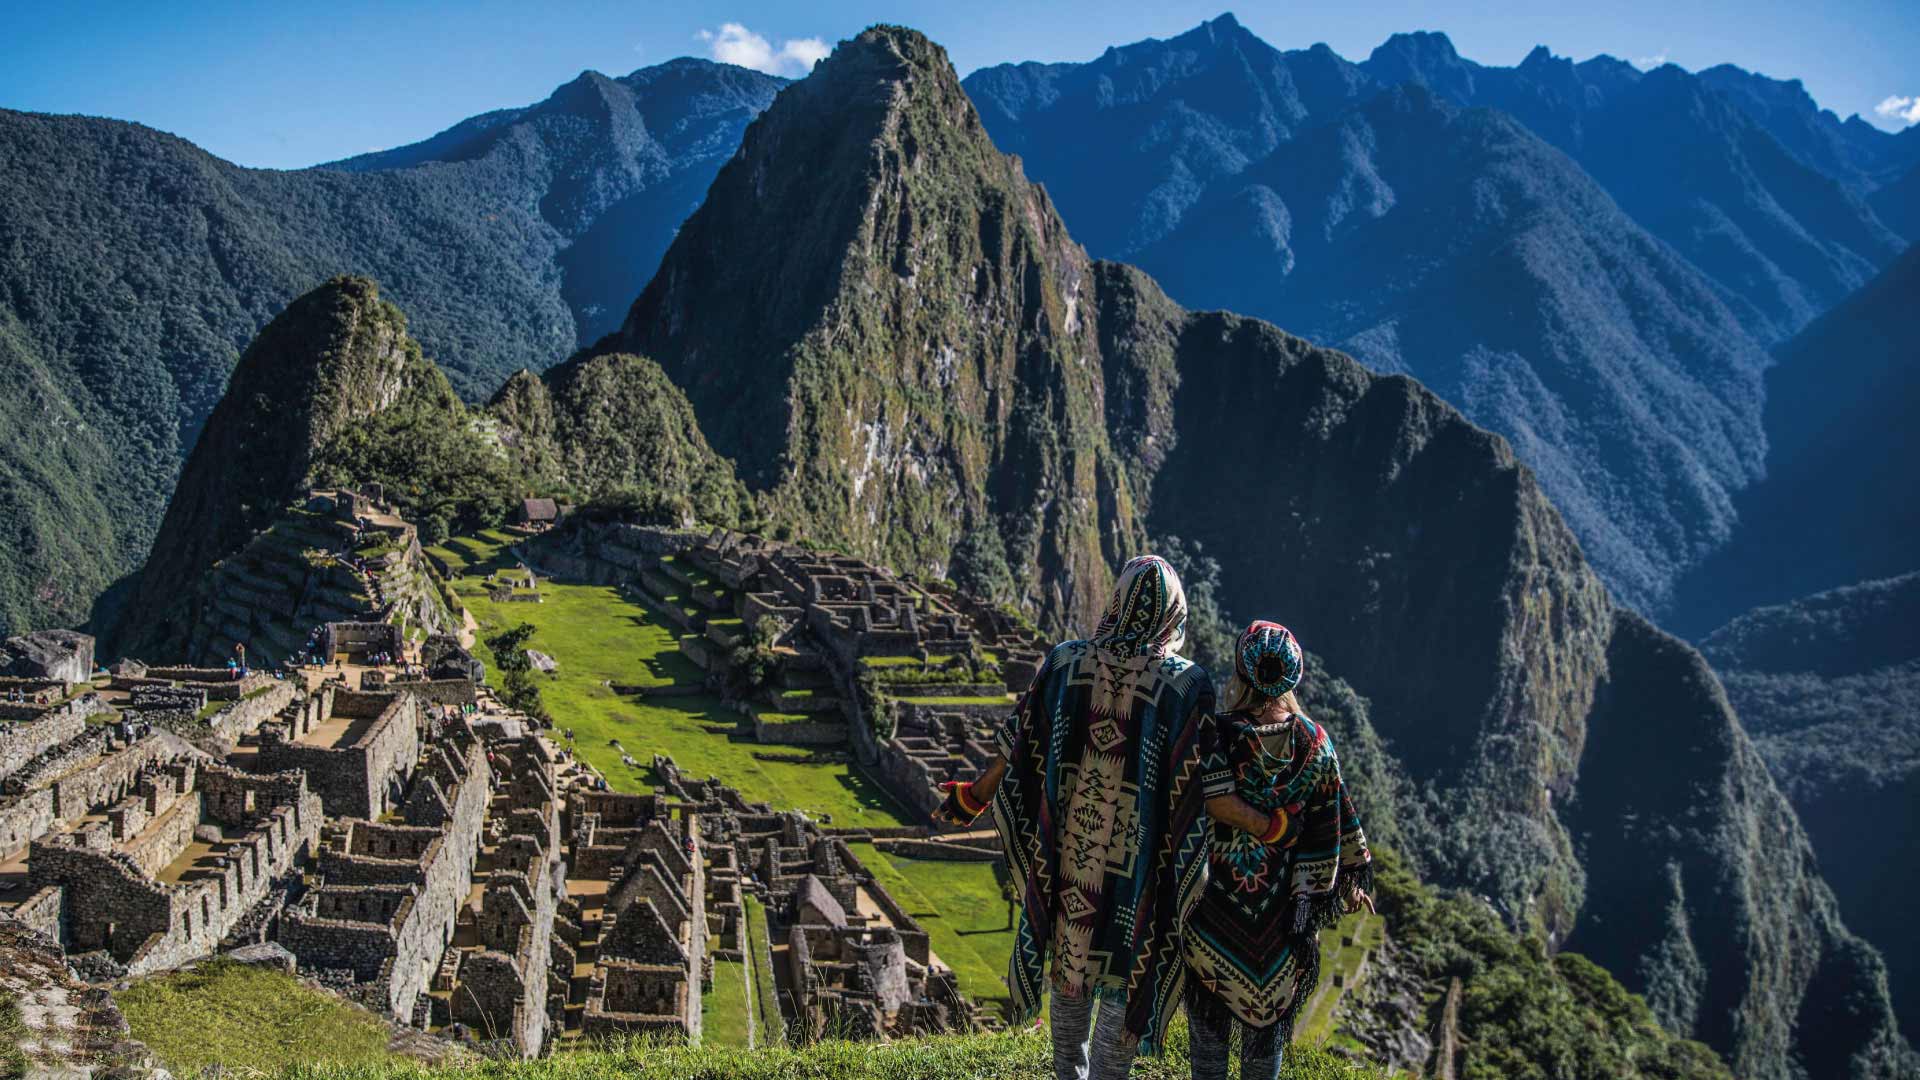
[1671,244,1920,636]
[963,14,1912,614]
[0,59,781,636]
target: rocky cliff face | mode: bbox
[598,27,1910,1075]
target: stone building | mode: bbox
[441,735,565,1057]
[278,719,488,1025]
[21,760,322,974]
[567,787,709,1041]
[638,756,972,1042]
[253,685,422,819]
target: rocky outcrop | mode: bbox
[0,916,164,1079]
[0,629,94,683]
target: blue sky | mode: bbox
[4,0,1916,168]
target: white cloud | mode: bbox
[696,22,827,76]
[1633,51,1669,71]
[1875,95,1920,125]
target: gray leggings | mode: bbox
[1050,990,1136,1080]
[1185,980,1286,1080]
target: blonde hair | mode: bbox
[1220,671,1303,720]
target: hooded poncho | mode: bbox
[1184,682,1372,1033]
[987,555,1215,1053]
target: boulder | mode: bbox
[0,630,96,684]
[224,941,296,972]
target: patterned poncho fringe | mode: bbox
[988,641,1215,1055]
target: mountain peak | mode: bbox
[1370,29,1464,64]
[608,21,1128,625]
[1362,30,1477,104]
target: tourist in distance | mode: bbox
[1182,621,1374,1080]
[933,555,1287,1080]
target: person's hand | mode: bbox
[1343,887,1376,915]
[935,779,986,828]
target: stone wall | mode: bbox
[256,690,420,819]
[451,741,561,1056]
[204,680,298,746]
[381,678,477,707]
[0,788,54,858]
[279,731,488,1024]
[13,885,63,939]
[751,711,849,747]
[29,762,322,975]
[0,698,94,782]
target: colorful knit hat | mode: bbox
[1235,620,1304,697]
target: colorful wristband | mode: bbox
[953,781,986,818]
[1258,808,1290,845]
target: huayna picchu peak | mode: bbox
[2,12,1915,1080]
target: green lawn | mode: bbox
[850,843,1015,1011]
[116,960,407,1073]
[430,531,910,830]
[1300,913,1387,1049]
[701,958,751,1048]
[239,1030,1380,1079]
[743,895,784,1048]
[1,993,27,1078]
[894,695,1015,707]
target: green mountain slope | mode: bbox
[114,276,500,658]
[605,27,1145,627]
[489,353,747,527]
[0,61,780,636]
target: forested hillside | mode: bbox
[1701,574,1920,1046]
[0,60,780,636]
[1671,244,1920,635]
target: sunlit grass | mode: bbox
[116,960,405,1073]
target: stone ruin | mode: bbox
[654,756,972,1042]
[614,527,1045,820]
[175,487,453,669]
[0,544,1008,1060]
[21,759,323,977]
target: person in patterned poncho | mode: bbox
[933,556,1286,1080]
[1183,621,1374,1080]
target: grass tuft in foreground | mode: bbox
[116,960,404,1073]
[265,1030,1381,1080]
